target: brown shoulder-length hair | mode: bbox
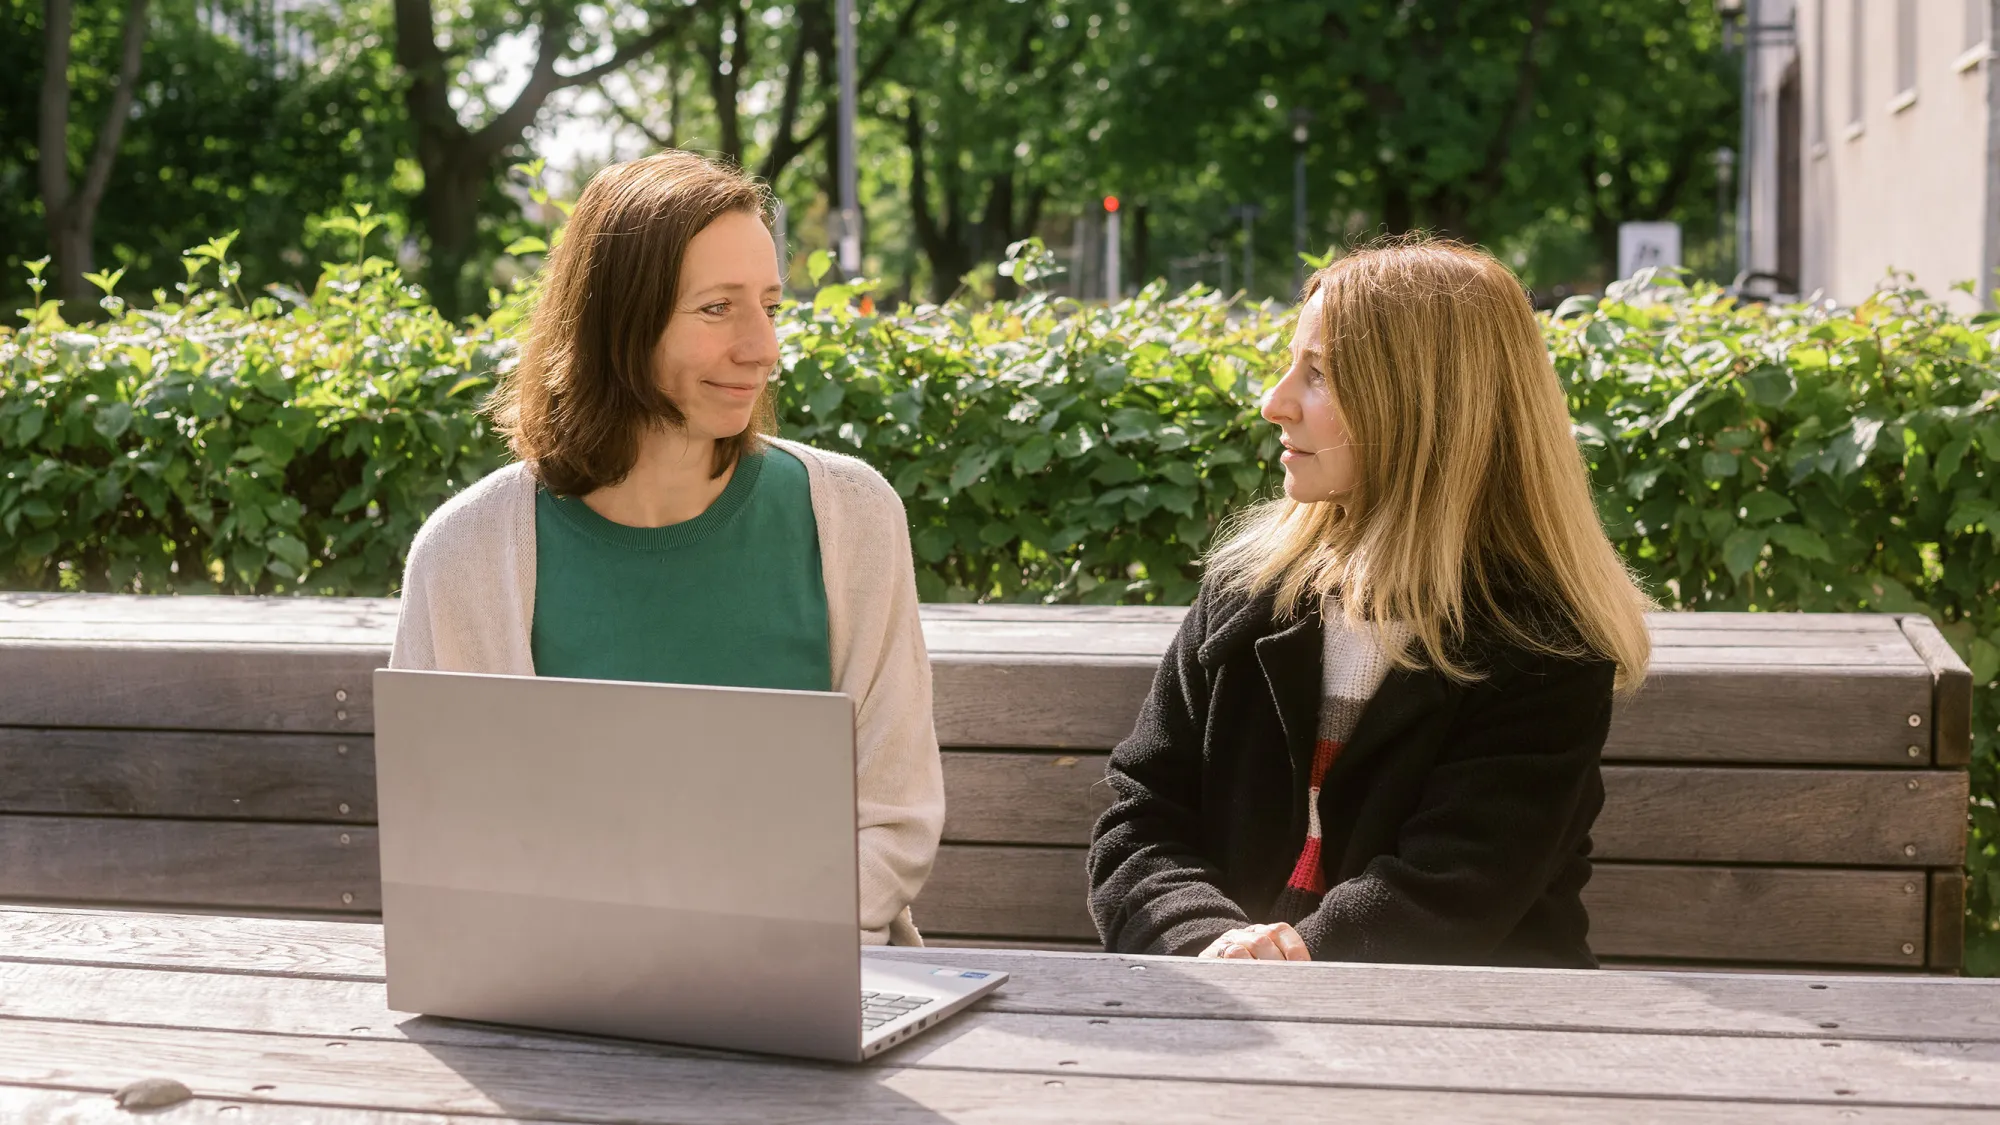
[488,150,778,495]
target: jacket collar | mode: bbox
[1251,605,1324,781]
[1225,588,1454,796]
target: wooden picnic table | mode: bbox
[3,907,1999,1123]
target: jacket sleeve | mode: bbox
[1087,588,1252,955]
[1295,651,1614,963]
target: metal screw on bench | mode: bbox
[1907,745,1922,758]
[337,744,348,755]
[1905,882,1918,894]
[338,803,351,815]
[341,892,354,905]
[1902,943,1916,955]
[1907,778,1921,790]
[339,833,351,845]
[1904,844,1918,857]
[336,689,348,702]
[1907,714,1922,727]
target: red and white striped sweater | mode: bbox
[1270,606,1408,924]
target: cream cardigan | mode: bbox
[389,438,944,946]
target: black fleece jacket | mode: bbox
[1086,582,1615,967]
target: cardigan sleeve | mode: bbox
[1294,651,1614,963]
[810,451,945,944]
[1087,589,1253,955]
[386,463,536,677]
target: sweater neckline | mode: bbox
[540,450,766,552]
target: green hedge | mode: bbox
[2,244,1995,971]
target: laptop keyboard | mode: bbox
[861,990,936,1031]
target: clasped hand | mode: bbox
[1197,921,1312,961]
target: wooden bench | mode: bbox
[0,594,1973,972]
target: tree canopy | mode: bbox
[2,0,1740,318]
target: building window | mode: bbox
[1848,0,1866,128]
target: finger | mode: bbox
[1270,923,1312,962]
[1241,930,1287,961]
[1217,939,1255,960]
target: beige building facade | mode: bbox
[1743,0,1997,312]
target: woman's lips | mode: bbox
[703,380,761,400]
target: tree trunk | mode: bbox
[417,161,486,320]
[38,0,148,309]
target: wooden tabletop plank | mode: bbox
[7,1002,2000,1111]
[10,930,2000,1049]
[0,907,385,980]
[11,910,1998,1042]
[9,1027,1989,1125]
[917,850,1933,967]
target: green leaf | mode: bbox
[1721,526,1768,579]
[1737,491,1796,524]
[1933,435,1973,488]
[94,473,124,511]
[1700,451,1739,480]
[267,533,310,571]
[1967,637,2000,686]
[504,237,549,256]
[949,448,1000,491]
[1013,435,1054,475]
[807,378,845,417]
[1765,524,1831,561]
[92,402,134,440]
[1054,426,1096,459]
[807,250,833,286]
[1743,365,1795,406]
[913,525,954,564]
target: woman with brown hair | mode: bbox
[390,150,942,947]
[1087,238,1652,967]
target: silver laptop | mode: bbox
[372,668,1007,1062]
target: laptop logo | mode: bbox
[931,969,991,979]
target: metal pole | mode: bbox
[836,0,861,276]
[773,200,789,286]
[1104,207,1121,300]
[1736,0,1757,279]
[1240,209,1255,297]
[1292,108,1310,293]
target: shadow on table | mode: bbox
[402,1015,962,1123]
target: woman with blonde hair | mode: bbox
[391,150,942,946]
[1087,238,1651,967]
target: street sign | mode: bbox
[1618,221,1683,279]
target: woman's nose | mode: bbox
[1262,368,1300,424]
[739,315,781,368]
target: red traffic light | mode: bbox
[1103,195,1120,213]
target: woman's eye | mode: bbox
[701,302,729,316]
[763,304,781,319]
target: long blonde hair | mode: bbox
[1206,238,1651,692]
